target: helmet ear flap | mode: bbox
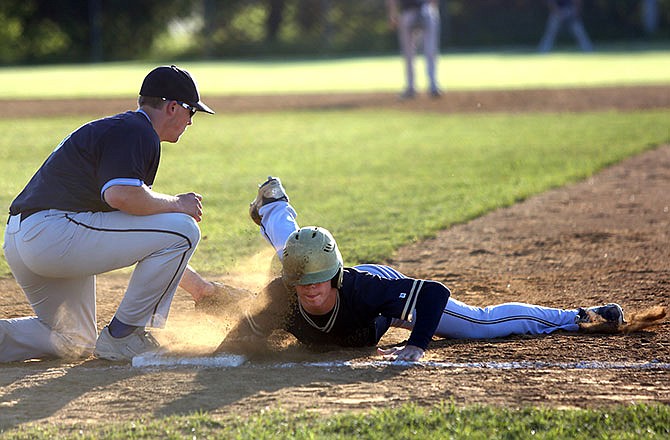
[331,266,343,289]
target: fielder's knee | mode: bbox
[51,329,97,360]
[167,213,201,250]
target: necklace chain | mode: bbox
[299,291,340,333]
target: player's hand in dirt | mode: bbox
[377,345,425,362]
[214,327,268,356]
[213,310,272,356]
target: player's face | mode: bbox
[162,101,194,143]
[295,281,338,315]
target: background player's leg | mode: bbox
[398,10,418,97]
[538,11,563,52]
[421,2,441,95]
[569,17,593,51]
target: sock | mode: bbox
[108,316,138,338]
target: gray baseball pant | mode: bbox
[397,2,441,93]
[1,209,200,362]
[538,6,593,53]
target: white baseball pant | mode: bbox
[1,209,200,362]
[397,2,441,93]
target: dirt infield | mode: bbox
[3,85,670,118]
[1,87,669,429]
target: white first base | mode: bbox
[132,351,247,368]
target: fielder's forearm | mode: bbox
[104,184,191,216]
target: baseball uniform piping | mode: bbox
[64,214,193,325]
[443,309,558,327]
[400,279,424,321]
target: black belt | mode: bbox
[7,209,41,224]
[22,210,40,221]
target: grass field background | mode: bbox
[0,50,668,98]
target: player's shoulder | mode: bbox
[341,267,390,299]
[111,111,153,130]
[80,111,148,135]
[101,111,158,144]
[343,266,363,276]
[342,266,375,283]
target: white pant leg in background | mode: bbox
[538,9,564,52]
[420,2,441,92]
[1,209,200,362]
[539,7,592,53]
[258,201,299,259]
[398,8,420,93]
[568,17,593,52]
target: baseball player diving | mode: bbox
[1,65,214,363]
[210,177,666,362]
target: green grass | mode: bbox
[0,50,668,98]
[2,403,668,439]
[1,109,668,276]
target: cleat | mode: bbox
[429,88,443,98]
[398,89,416,100]
[93,326,160,361]
[249,176,289,226]
[576,303,625,325]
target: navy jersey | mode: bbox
[243,267,450,350]
[9,111,160,216]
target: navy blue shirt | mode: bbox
[9,111,160,216]
[249,267,450,350]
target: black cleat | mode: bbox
[576,303,624,325]
[249,176,289,226]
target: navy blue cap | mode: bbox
[139,65,214,114]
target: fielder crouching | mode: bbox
[207,177,667,362]
[1,65,214,363]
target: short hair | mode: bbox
[138,95,165,109]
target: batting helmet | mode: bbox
[282,226,344,289]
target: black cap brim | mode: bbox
[194,101,215,115]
